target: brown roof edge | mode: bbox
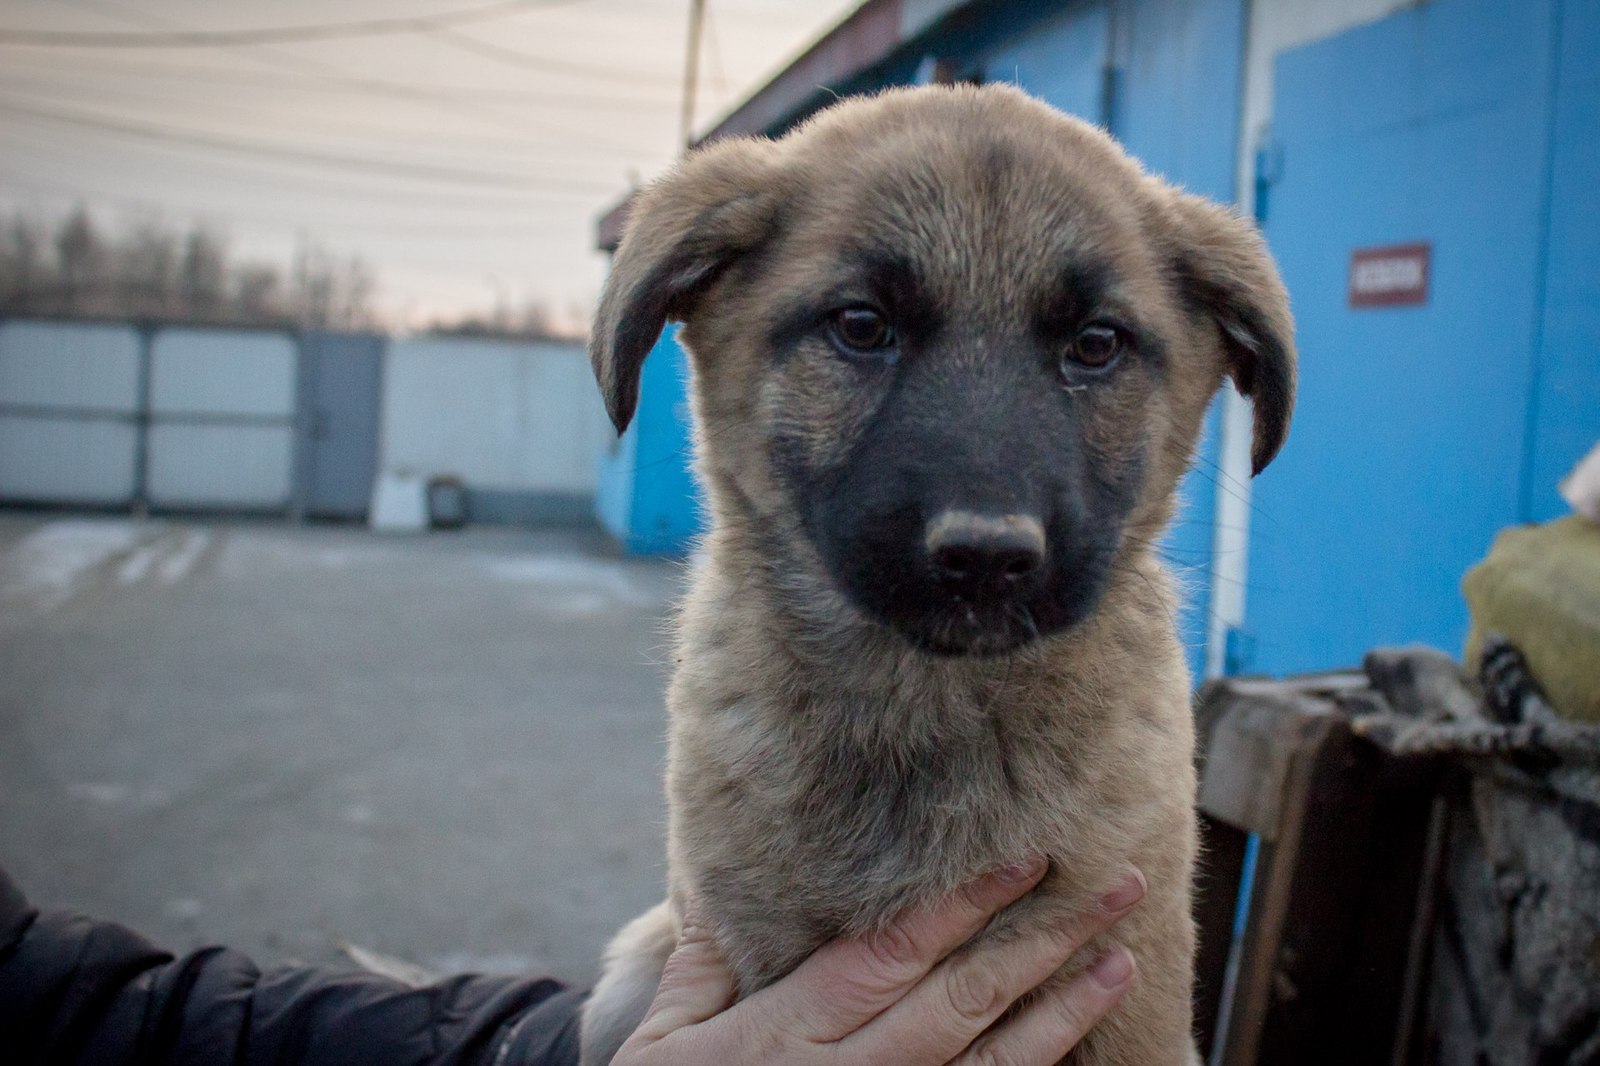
[594,0,978,252]
[696,0,904,144]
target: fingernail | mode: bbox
[996,855,1047,883]
[1099,869,1146,913]
[1088,947,1134,990]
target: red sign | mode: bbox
[1348,243,1431,308]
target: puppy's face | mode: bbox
[593,86,1295,656]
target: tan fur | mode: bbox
[579,84,1295,1066]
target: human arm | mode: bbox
[0,864,582,1066]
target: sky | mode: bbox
[0,0,852,333]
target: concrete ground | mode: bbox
[0,512,680,984]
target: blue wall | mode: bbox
[1243,0,1597,674]
[976,3,1110,118]
[593,325,702,555]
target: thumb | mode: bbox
[631,911,737,1040]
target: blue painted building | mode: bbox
[596,0,1599,680]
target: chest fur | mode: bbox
[666,657,1182,990]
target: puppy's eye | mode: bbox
[829,306,895,356]
[1063,324,1122,372]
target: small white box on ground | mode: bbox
[369,470,428,532]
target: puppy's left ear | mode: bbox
[591,137,778,434]
[1160,192,1298,475]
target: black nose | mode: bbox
[924,510,1046,597]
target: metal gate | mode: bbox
[296,332,383,520]
[0,320,142,506]
[0,319,387,518]
[146,327,297,510]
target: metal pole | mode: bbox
[680,0,707,151]
[132,323,154,516]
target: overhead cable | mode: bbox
[0,0,586,48]
[0,96,616,195]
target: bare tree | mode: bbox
[426,295,587,341]
[334,256,373,331]
[117,218,180,319]
[0,205,377,329]
[0,214,48,312]
[178,225,228,320]
[517,297,554,338]
[564,297,594,341]
[55,206,107,314]
[234,262,285,323]
[291,244,374,330]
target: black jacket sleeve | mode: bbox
[0,866,583,1066]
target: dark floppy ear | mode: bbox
[1162,192,1298,475]
[590,137,778,434]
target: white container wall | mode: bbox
[0,321,142,504]
[146,328,297,509]
[381,337,609,495]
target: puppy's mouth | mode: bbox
[893,599,1047,658]
[876,582,1100,656]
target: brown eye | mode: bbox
[830,306,894,354]
[1065,323,1122,371]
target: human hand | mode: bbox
[610,857,1144,1066]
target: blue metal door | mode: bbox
[298,333,383,521]
[1525,0,1600,521]
[1244,0,1564,674]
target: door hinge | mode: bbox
[1252,131,1283,224]
[1223,626,1257,676]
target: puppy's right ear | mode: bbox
[591,138,778,433]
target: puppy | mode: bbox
[579,83,1295,1065]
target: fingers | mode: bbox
[629,915,736,1042]
[953,946,1136,1066]
[843,868,1145,1065]
[747,856,1049,1044]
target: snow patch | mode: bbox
[116,542,163,585]
[0,520,143,609]
[164,898,204,921]
[482,555,651,609]
[218,536,400,578]
[68,781,131,804]
[157,529,211,583]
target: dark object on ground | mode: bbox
[0,864,583,1066]
[428,475,468,530]
[1193,645,1600,1066]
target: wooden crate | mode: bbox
[1192,672,1443,1065]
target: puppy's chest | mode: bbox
[671,687,1095,983]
